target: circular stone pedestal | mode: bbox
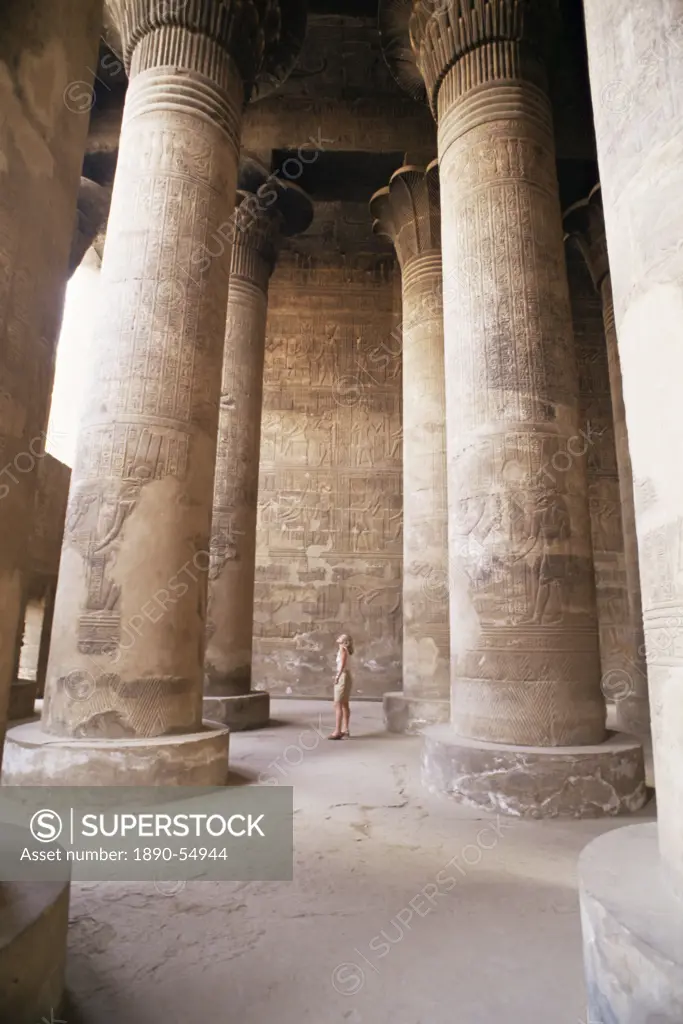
[1,721,230,786]
[0,877,70,1023]
[383,692,449,734]
[203,691,270,731]
[421,726,648,817]
[579,823,683,1021]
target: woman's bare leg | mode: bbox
[341,701,350,736]
[328,702,343,739]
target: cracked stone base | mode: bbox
[202,691,270,731]
[383,692,450,734]
[7,680,38,722]
[0,873,70,1024]
[0,721,230,786]
[579,823,683,1022]
[421,726,648,818]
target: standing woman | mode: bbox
[329,633,354,739]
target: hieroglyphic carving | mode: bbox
[204,171,313,696]
[43,22,247,739]
[253,203,403,697]
[563,241,635,703]
[242,14,435,154]
[370,163,450,708]
[415,12,606,745]
[564,188,650,734]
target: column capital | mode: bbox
[370,160,440,270]
[564,184,609,293]
[380,0,553,114]
[231,156,313,286]
[105,0,306,99]
[69,177,111,277]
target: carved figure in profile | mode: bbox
[515,488,571,625]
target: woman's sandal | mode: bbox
[328,733,343,740]
[341,731,350,738]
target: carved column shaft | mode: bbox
[565,189,650,737]
[600,275,649,734]
[205,205,276,697]
[43,16,245,739]
[0,0,100,751]
[563,243,630,709]
[402,252,449,701]
[204,174,312,729]
[583,0,683,892]
[371,163,450,731]
[421,14,604,745]
[35,584,56,700]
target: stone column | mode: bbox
[6,591,36,724]
[68,176,111,276]
[562,238,631,728]
[34,584,56,700]
[6,86,109,741]
[203,163,312,731]
[0,0,99,764]
[379,0,646,816]
[2,0,306,787]
[0,4,100,1020]
[577,3,683,1019]
[370,162,450,733]
[565,187,650,738]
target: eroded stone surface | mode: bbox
[422,725,648,818]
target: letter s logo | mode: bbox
[30,809,63,843]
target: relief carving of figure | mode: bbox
[514,488,572,625]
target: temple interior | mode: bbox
[0,0,681,1021]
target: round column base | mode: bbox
[383,692,450,734]
[421,726,648,818]
[8,680,38,722]
[202,691,270,731]
[0,721,230,786]
[579,823,683,1021]
[0,877,70,1023]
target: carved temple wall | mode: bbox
[253,201,402,698]
[242,14,435,158]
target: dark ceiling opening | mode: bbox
[308,0,379,17]
[271,149,406,203]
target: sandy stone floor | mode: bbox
[63,700,655,1024]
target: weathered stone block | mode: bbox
[422,726,648,818]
